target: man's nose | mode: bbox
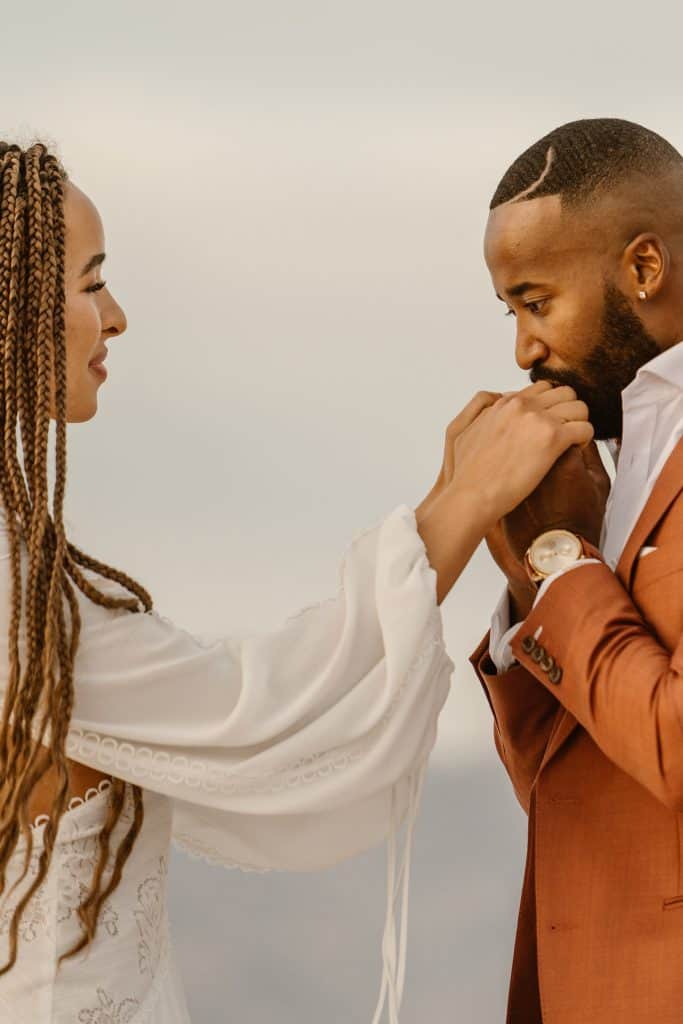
[515,327,549,371]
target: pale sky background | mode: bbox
[2,1,683,1019]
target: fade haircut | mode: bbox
[490,118,683,210]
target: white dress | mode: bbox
[0,503,453,1023]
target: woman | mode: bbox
[0,142,592,1023]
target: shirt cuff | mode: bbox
[488,557,603,674]
[488,586,524,674]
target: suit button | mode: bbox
[531,644,546,664]
[548,665,563,685]
[521,635,536,654]
[539,652,555,673]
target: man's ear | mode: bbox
[623,232,670,301]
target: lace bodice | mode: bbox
[29,776,115,832]
[0,781,183,1024]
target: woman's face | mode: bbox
[50,182,127,423]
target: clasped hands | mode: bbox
[416,382,611,620]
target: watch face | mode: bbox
[529,529,583,576]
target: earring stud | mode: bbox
[638,290,648,300]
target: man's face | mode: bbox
[484,194,661,439]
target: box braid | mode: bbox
[0,141,156,974]
[490,117,683,210]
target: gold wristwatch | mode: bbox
[524,529,588,585]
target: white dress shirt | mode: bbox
[0,503,452,1024]
[489,340,683,673]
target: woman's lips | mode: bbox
[89,361,107,381]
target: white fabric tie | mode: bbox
[371,759,427,1023]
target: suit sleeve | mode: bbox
[509,561,683,811]
[470,630,562,814]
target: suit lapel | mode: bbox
[537,436,683,776]
[615,436,683,589]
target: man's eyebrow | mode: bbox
[79,253,106,277]
[495,281,544,301]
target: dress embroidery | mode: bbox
[77,987,141,1024]
[58,830,120,938]
[0,781,119,949]
[134,855,168,977]
[0,846,52,943]
[75,848,171,1022]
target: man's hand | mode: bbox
[485,442,610,623]
[485,519,539,623]
[502,441,610,562]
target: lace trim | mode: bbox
[170,833,273,873]
[30,777,113,831]
[64,615,448,800]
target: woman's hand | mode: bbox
[414,381,593,604]
[446,381,594,531]
[415,390,502,522]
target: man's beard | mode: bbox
[529,282,661,440]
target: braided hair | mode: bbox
[0,140,154,973]
[490,117,683,210]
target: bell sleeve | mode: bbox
[57,503,452,867]
[5,503,453,1022]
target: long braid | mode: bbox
[0,140,154,974]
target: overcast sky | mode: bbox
[2,2,679,765]
[2,2,682,1017]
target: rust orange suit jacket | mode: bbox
[470,437,683,1024]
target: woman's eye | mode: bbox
[85,280,106,294]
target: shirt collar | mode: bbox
[603,341,683,462]
[623,340,683,401]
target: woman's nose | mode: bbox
[104,296,127,337]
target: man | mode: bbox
[470,117,683,1023]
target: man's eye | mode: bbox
[525,298,548,314]
[505,308,515,317]
[85,281,106,294]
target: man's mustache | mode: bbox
[529,365,590,392]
